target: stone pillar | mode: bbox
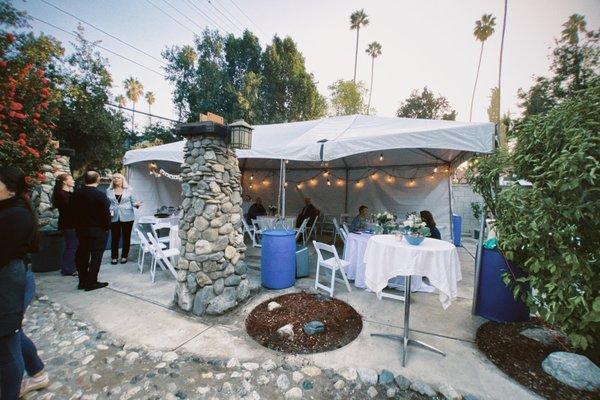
[175,122,249,316]
[33,147,74,230]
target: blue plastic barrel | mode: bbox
[452,214,462,247]
[475,248,530,322]
[261,229,296,289]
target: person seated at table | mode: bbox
[246,197,266,224]
[349,205,369,232]
[420,210,441,240]
[295,197,319,228]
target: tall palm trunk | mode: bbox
[148,105,152,125]
[497,0,508,148]
[131,102,136,132]
[469,42,485,122]
[353,28,360,83]
[367,56,375,114]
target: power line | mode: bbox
[40,0,166,66]
[107,102,180,123]
[30,16,167,78]
[145,0,197,35]
[181,0,231,35]
[225,0,266,38]
[206,0,242,33]
[159,0,219,35]
[213,0,246,31]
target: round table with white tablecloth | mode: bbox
[344,233,435,293]
[363,235,462,366]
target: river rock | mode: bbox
[542,351,600,391]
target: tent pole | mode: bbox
[447,173,454,243]
[344,168,349,214]
[282,160,286,218]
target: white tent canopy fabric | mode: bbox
[123,115,494,241]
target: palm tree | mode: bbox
[365,41,382,114]
[469,14,496,122]
[115,95,127,109]
[145,91,156,124]
[123,76,144,131]
[561,14,586,45]
[350,9,369,83]
[497,1,508,148]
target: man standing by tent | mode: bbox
[296,197,319,228]
[71,171,111,291]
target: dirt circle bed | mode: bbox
[245,292,363,354]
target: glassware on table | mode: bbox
[393,230,403,241]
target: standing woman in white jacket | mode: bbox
[106,173,141,264]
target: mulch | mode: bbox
[476,319,599,400]
[245,292,362,354]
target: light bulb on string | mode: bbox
[444,166,450,173]
[379,153,383,161]
[371,172,378,180]
[284,181,288,188]
[310,178,318,187]
[430,173,435,180]
[249,183,253,189]
[408,178,415,187]
[326,178,331,186]
[285,159,289,164]
[336,179,344,186]
[433,167,438,173]
[323,170,329,177]
[250,173,254,181]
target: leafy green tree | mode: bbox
[115,94,126,108]
[54,25,128,175]
[496,79,600,350]
[0,1,63,184]
[123,76,143,131]
[328,79,368,116]
[518,14,599,117]
[350,9,369,83]
[469,14,496,121]
[365,41,382,113]
[396,87,457,120]
[127,122,177,149]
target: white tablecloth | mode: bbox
[344,233,435,292]
[364,235,462,309]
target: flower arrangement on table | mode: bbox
[402,213,431,245]
[374,212,396,234]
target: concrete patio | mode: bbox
[33,237,540,400]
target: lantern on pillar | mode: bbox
[228,120,253,149]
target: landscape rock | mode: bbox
[261,359,277,371]
[542,351,600,391]
[367,386,378,398]
[277,373,291,391]
[520,328,567,346]
[284,387,303,400]
[277,324,295,341]
[378,369,394,385]
[438,383,462,400]
[303,321,325,335]
[394,374,411,390]
[410,380,437,397]
[300,365,321,377]
[338,367,358,381]
[268,301,282,311]
[357,368,378,385]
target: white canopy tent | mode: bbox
[123,115,494,240]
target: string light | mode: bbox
[310,178,318,187]
[323,170,329,177]
[444,166,450,173]
[386,175,395,183]
[250,173,254,181]
[336,179,344,186]
[262,179,269,186]
[433,167,438,173]
[249,183,253,189]
[285,159,289,164]
[408,178,415,187]
[379,153,384,161]
[430,173,435,179]
[326,178,331,186]
[371,172,378,180]
[284,181,288,188]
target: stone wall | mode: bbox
[32,151,71,231]
[175,130,249,316]
[451,183,483,236]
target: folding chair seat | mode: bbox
[146,232,179,283]
[312,240,352,297]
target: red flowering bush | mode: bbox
[0,28,59,184]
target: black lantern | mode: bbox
[228,120,253,150]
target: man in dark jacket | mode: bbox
[246,197,267,225]
[71,171,111,291]
[296,197,319,228]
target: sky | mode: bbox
[17,0,600,127]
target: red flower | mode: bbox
[18,133,26,140]
[24,176,32,184]
[17,138,26,146]
[0,60,7,68]
[9,101,23,111]
[6,33,15,43]
[28,147,40,158]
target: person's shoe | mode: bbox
[20,371,49,397]
[120,257,127,264]
[85,282,109,291]
[111,259,118,265]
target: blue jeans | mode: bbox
[61,229,78,275]
[0,269,44,400]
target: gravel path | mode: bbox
[19,295,449,400]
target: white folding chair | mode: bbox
[152,222,172,246]
[319,214,336,239]
[306,214,319,241]
[295,218,309,246]
[342,222,351,236]
[332,218,346,245]
[312,241,352,297]
[146,232,179,283]
[242,218,261,248]
[135,227,166,273]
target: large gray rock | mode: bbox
[520,328,566,346]
[410,380,437,397]
[192,286,215,316]
[236,279,250,301]
[205,287,237,315]
[394,374,411,390]
[542,351,600,391]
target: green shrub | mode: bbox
[495,79,600,350]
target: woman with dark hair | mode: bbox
[52,173,78,276]
[420,210,441,240]
[0,166,49,399]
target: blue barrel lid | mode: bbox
[262,229,296,236]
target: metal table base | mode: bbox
[371,276,446,366]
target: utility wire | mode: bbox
[182,0,231,35]
[40,0,166,66]
[159,0,216,35]
[225,0,266,38]
[30,16,167,78]
[206,0,242,33]
[107,103,180,123]
[145,0,197,35]
[213,0,246,31]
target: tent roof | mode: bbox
[123,114,494,167]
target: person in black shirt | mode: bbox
[420,210,441,240]
[71,171,111,291]
[246,196,267,224]
[51,173,78,276]
[296,197,319,228]
[0,166,49,399]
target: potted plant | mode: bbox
[375,212,396,234]
[401,212,431,245]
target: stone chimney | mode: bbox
[175,121,249,315]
